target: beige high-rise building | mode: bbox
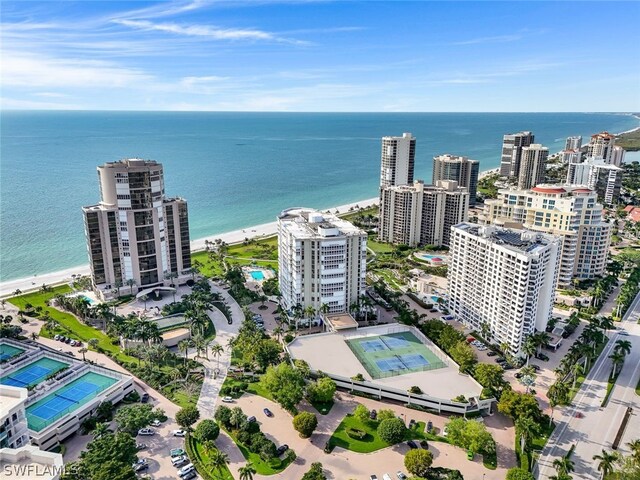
[378,180,468,247]
[481,185,611,286]
[517,144,548,190]
[83,159,191,299]
[379,133,416,188]
[278,208,367,316]
[587,131,616,163]
[499,131,534,178]
[432,154,479,205]
[565,136,583,151]
[448,224,560,357]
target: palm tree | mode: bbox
[238,463,257,480]
[593,449,619,477]
[571,363,584,389]
[45,318,59,332]
[626,439,640,464]
[304,305,316,332]
[614,339,632,357]
[92,422,110,438]
[534,331,551,355]
[547,382,569,427]
[211,343,224,369]
[207,448,230,477]
[79,347,88,361]
[272,326,283,343]
[515,416,540,456]
[608,351,625,379]
[522,335,537,366]
[552,456,575,475]
[126,279,137,294]
[88,338,99,350]
[140,294,149,311]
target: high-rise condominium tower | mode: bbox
[481,185,611,286]
[83,159,191,299]
[587,132,616,163]
[566,156,622,204]
[517,144,548,190]
[565,136,582,151]
[379,133,416,188]
[448,224,560,356]
[278,208,367,315]
[499,131,535,178]
[432,154,480,205]
[378,180,469,247]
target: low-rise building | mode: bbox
[0,445,64,480]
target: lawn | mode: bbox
[340,205,379,222]
[221,428,294,476]
[192,236,278,279]
[373,268,404,291]
[8,286,137,364]
[309,398,334,415]
[246,380,275,402]
[186,434,234,480]
[367,237,395,254]
[328,414,445,453]
[602,372,620,407]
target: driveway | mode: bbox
[222,392,514,480]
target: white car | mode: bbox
[173,429,186,437]
[221,396,234,403]
[172,455,189,467]
[383,474,393,480]
[178,464,195,478]
[138,428,155,436]
[151,419,162,427]
[442,426,448,437]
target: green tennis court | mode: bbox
[0,343,25,362]
[346,331,447,379]
[1,357,69,388]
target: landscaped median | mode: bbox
[185,433,234,480]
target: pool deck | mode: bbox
[288,325,482,400]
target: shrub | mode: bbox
[284,333,295,343]
[301,462,326,480]
[353,404,370,423]
[194,419,219,442]
[306,377,336,403]
[293,412,318,438]
[346,428,367,440]
[376,409,395,422]
[409,386,422,394]
[214,405,232,429]
[237,430,252,445]
[377,417,407,444]
[404,449,434,477]
[506,468,535,480]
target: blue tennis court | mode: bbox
[27,372,118,431]
[0,344,25,362]
[375,356,406,372]
[360,339,387,352]
[1,357,69,388]
[379,335,410,349]
[399,354,429,368]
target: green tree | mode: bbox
[474,363,508,397]
[175,405,200,431]
[260,363,305,411]
[195,419,220,441]
[238,462,257,480]
[114,404,163,435]
[445,418,495,454]
[353,404,370,423]
[306,377,336,403]
[449,341,477,373]
[593,449,619,477]
[505,468,536,480]
[377,417,407,444]
[552,456,575,475]
[301,462,326,480]
[205,445,230,477]
[254,338,282,370]
[404,449,434,477]
[77,432,138,480]
[214,405,232,428]
[293,411,318,438]
[497,390,542,422]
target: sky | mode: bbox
[1,1,639,112]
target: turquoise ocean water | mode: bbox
[1,112,638,282]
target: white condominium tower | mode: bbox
[499,131,534,178]
[432,154,480,205]
[83,159,191,299]
[587,132,615,163]
[481,185,611,286]
[448,224,560,356]
[378,180,469,247]
[517,144,548,190]
[566,156,622,204]
[379,133,416,188]
[565,136,582,151]
[277,208,367,314]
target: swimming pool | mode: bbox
[421,254,444,262]
[26,371,118,432]
[250,270,265,281]
[1,357,69,388]
[431,296,442,303]
[0,344,25,362]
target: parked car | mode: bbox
[178,464,195,478]
[141,393,150,403]
[397,472,407,480]
[54,335,61,341]
[247,416,257,423]
[170,448,186,458]
[487,351,497,357]
[383,474,393,480]
[530,364,541,372]
[138,428,155,436]
[619,331,629,336]
[536,353,549,361]
[181,471,197,480]
[263,408,273,417]
[133,462,149,473]
[151,419,162,427]
[136,443,147,450]
[221,396,234,403]
[467,450,474,460]
[173,430,186,437]
[429,309,438,313]
[172,456,189,467]
[503,364,515,370]
[276,444,289,456]
[514,372,523,379]
[426,421,433,433]
[407,440,418,449]
[369,475,378,480]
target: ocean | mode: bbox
[1,112,638,282]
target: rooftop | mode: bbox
[0,385,28,417]
[323,312,358,331]
[278,208,365,239]
[0,445,64,480]
[454,223,558,254]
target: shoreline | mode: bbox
[0,197,379,298]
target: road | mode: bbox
[536,290,640,479]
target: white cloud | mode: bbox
[0,97,82,110]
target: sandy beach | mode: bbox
[0,197,378,298]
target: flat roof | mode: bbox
[0,385,28,417]
[161,328,190,340]
[288,325,482,400]
[324,313,358,330]
[0,445,63,480]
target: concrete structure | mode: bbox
[432,154,480,205]
[587,131,616,163]
[83,159,191,300]
[379,180,469,247]
[610,145,626,167]
[0,445,64,480]
[286,324,492,415]
[560,149,581,165]
[277,208,367,315]
[0,339,133,450]
[379,133,416,188]
[517,144,548,190]
[566,156,622,204]
[565,136,582,151]
[500,131,534,178]
[481,185,611,286]
[0,386,29,450]
[448,223,560,356]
